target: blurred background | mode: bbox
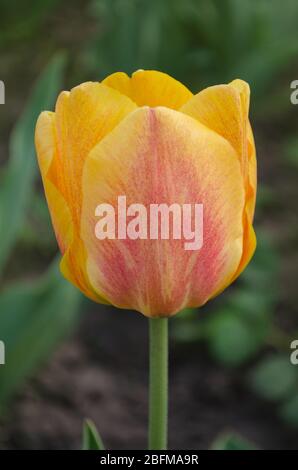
[0,0,298,450]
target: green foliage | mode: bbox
[211,432,256,450]
[87,0,298,114]
[87,0,178,76]
[0,52,66,274]
[206,309,266,367]
[250,355,298,402]
[0,53,83,411]
[0,261,81,409]
[82,420,105,450]
[249,352,298,429]
[283,137,298,168]
[279,394,298,428]
[19,192,56,252]
[0,0,59,46]
[255,185,278,212]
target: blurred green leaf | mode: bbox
[172,320,202,343]
[206,309,264,367]
[240,232,279,293]
[0,261,81,408]
[88,0,298,117]
[0,52,66,275]
[0,0,59,45]
[230,290,270,319]
[256,185,278,211]
[211,432,256,450]
[82,419,105,450]
[177,307,197,319]
[279,394,298,428]
[283,137,298,168]
[250,355,298,402]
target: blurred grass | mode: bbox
[86,0,298,117]
[0,261,81,410]
[0,52,81,410]
[0,53,66,274]
[0,0,59,45]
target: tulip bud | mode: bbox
[35,70,256,317]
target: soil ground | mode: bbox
[0,304,297,450]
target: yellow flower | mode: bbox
[35,70,256,318]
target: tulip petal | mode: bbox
[180,80,249,175]
[180,79,257,211]
[81,107,245,317]
[35,111,72,254]
[231,79,257,220]
[47,82,137,228]
[60,235,110,304]
[232,212,256,280]
[180,80,257,282]
[35,111,110,304]
[102,70,193,110]
[246,121,257,221]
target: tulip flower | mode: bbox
[35,70,256,450]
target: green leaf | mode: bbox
[0,260,81,408]
[172,321,203,343]
[250,355,298,402]
[177,307,197,319]
[211,432,257,450]
[0,52,66,274]
[206,309,263,367]
[230,289,272,319]
[0,0,59,45]
[284,137,298,168]
[241,232,279,293]
[279,394,298,427]
[82,419,105,450]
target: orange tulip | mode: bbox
[35,70,256,318]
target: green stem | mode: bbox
[148,317,168,450]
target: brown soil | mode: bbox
[0,304,297,450]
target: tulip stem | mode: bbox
[148,317,168,450]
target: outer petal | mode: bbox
[180,80,249,176]
[35,111,72,253]
[47,82,137,229]
[231,79,257,220]
[247,121,257,221]
[180,80,257,281]
[35,111,109,304]
[102,70,193,110]
[231,216,256,281]
[81,107,245,317]
[230,81,257,273]
[60,235,109,304]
